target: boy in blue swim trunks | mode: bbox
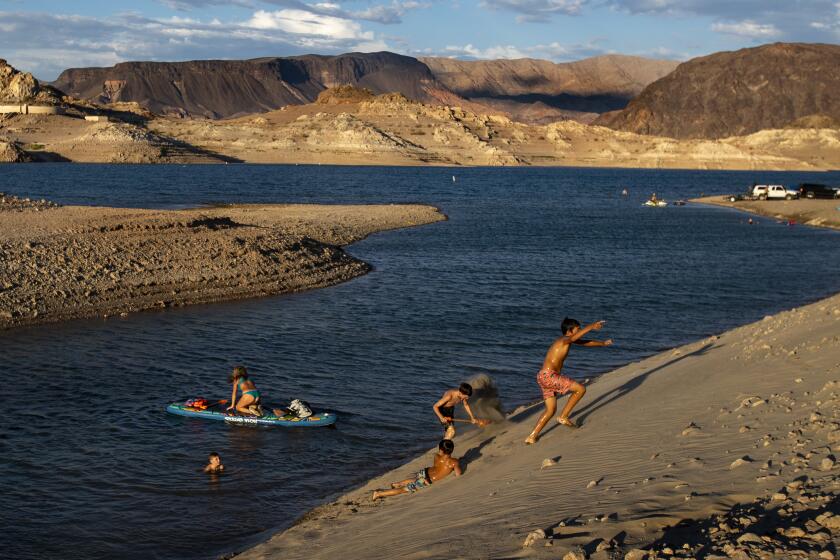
[372,439,461,500]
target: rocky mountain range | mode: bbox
[49,52,674,122]
[50,52,467,119]
[596,43,840,139]
[420,55,677,124]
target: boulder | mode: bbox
[522,529,546,547]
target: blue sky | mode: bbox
[1,0,838,80]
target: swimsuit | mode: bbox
[238,379,261,400]
[536,368,574,400]
[439,406,455,429]
[405,469,432,493]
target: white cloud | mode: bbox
[0,8,395,80]
[711,20,781,39]
[807,1,840,35]
[440,40,616,61]
[247,9,372,40]
[444,44,528,59]
[480,0,583,22]
[9,48,125,77]
[352,38,391,51]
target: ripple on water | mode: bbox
[2,165,840,560]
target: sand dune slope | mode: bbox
[239,292,840,559]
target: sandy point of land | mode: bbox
[237,292,840,560]
[0,202,445,329]
[692,196,840,231]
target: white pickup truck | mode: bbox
[751,184,799,200]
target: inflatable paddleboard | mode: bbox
[166,402,337,427]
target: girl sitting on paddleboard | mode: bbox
[227,366,263,416]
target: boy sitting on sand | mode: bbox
[204,452,224,474]
[372,439,462,500]
[433,382,483,439]
[525,318,612,444]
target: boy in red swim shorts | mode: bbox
[525,318,612,444]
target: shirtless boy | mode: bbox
[204,452,224,474]
[433,383,480,439]
[372,439,462,500]
[525,318,612,444]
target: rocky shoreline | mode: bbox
[0,201,445,329]
[691,196,840,231]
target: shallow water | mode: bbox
[2,165,840,560]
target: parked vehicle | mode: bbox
[768,185,799,200]
[752,184,798,200]
[751,185,769,199]
[798,183,840,199]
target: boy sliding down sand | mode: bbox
[525,318,612,444]
[433,383,483,439]
[372,439,462,500]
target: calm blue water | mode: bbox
[2,165,840,560]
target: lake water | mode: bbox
[2,165,840,560]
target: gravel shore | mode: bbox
[0,200,445,329]
[691,196,840,231]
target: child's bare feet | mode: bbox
[372,491,382,500]
[524,433,538,445]
[557,417,578,428]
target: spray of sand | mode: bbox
[464,374,505,422]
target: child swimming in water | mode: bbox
[204,452,224,474]
[227,366,263,416]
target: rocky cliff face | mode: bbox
[420,55,678,124]
[0,137,30,162]
[0,59,62,104]
[51,52,455,119]
[595,43,840,139]
[50,52,676,123]
[145,85,840,170]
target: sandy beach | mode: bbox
[0,198,445,329]
[236,291,840,559]
[691,196,840,231]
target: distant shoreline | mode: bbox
[690,195,840,231]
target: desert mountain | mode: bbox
[51,52,674,123]
[50,52,467,119]
[1,59,62,104]
[421,55,677,124]
[3,81,840,168]
[141,85,840,170]
[595,43,840,139]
